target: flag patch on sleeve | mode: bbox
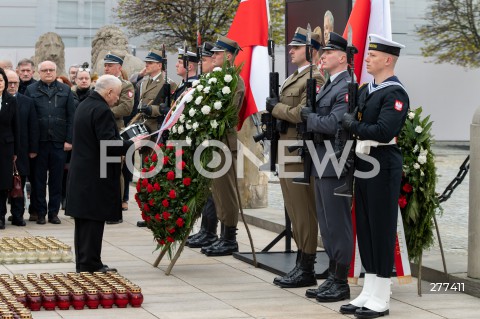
[127,91,134,98]
[394,100,403,111]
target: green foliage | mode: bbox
[397,107,442,262]
[269,0,286,45]
[416,0,480,68]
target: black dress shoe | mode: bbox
[95,265,118,273]
[12,219,27,226]
[203,239,238,256]
[136,221,147,227]
[36,217,46,225]
[187,232,218,248]
[316,280,350,302]
[355,307,389,319]
[106,219,123,224]
[340,303,361,315]
[305,274,334,298]
[48,216,62,224]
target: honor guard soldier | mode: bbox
[186,41,219,249]
[301,32,353,302]
[200,35,245,257]
[172,49,199,101]
[340,34,409,319]
[268,27,324,288]
[103,52,135,225]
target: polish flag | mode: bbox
[342,0,392,85]
[227,0,270,130]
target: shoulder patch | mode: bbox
[345,93,349,103]
[394,100,404,112]
[127,91,134,98]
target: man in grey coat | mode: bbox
[300,32,353,302]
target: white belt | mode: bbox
[355,138,396,155]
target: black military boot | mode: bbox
[273,250,302,286]
[201,223,225,254]
[306,259,336,298]
[316,263,350,302]
[186,215,208,245]
[188,216,218,248]
[204,225,238,256]
[276,252,317,288]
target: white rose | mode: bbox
[415,126,423,133]
[408,112,415,120]
[224,74,233,83]
[196,85,204,92]
[210,120,219,129]
[179,114,186,123]
[208,77,217,84]
[192,80,200,88]
[201,105,211,115]
[206,73,210,78]
[171,126,177,134]
[189,108,196,117]
[413,145,419,153]
[420,148,428,156]
[413,163,420,170]
[213,67,222,72]
[213,101,222,110]
[186,136,192,145]
[222,86,231,95]
[185,94,193,103]
[185,122,192,130]
[177,125,184,134]
[418,154,427,165]
[420,170,425,176]
[192,122,199,131]
[203,86,211,94]
[195,96,203,105]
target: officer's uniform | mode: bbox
[201,35,245,257]
[340,34,409,319]
[303,32,353,302]
[270,28,324,288]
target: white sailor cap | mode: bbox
[368,34,405,57]
[178,48,199,63]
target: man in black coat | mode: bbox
[66,75,142,273]
[5,69,39,226]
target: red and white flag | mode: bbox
[227,0,270,130]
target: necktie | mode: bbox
[147,78,153,88]
[324,78,331,88]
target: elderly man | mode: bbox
[17,59,37,95]
[66,75,142,273]
[25,60,76,225]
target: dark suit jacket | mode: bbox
[66,91,133,221]
[0,93,19,190]
[15,93,39,176]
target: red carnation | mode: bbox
[153,182,161,191]
[145,215,151,222]
[149,198,155,206]
[162,199,169,207]
[175,149,184,157]
[157,239,165,245]
[166,144,174,151]
[136,181,141,192]
[183,177,191,186]
[398,195,407,209]
[144,156,149,163]
[141,179,149,187]
[134,193,139,201]
[167,236,175,243]
[143,203,150,212]
[176,218,184,227]
[141,168,147,173]
[155,213,161,221]
[182,205,189,213]
[177,161,186,170]
[169,189,176,199]
[167,171,175,180]
[163,156,169,165]
[402,183,413,193]
[168,227,175,234]
[152,153,158,162]
[162,212,171,220]
[158,143,165,148]
[141,212,147,220]
[147,184,153,193]
[149,165,155,172]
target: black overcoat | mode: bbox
[66,91,133,221]
[15,93,39,176]
[0,93,19,190]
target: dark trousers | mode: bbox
[355,167,402,278]
[34,141,66,218]
[74,218,105,272]
[122,152,134,202]
[29,158,37,214]
[202,195,217,220]
[0,190,8,222]
[10,175,27,221]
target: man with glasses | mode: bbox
[25,60,76,225]
[17,59,37,95]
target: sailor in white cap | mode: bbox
[340,34,409,319]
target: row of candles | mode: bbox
[0,271,143,314]
[0,236,73,264]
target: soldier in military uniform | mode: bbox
[267,27,324,288]
[102,53,135,224]
[200,35,245,257]
[199,42,215,74]
[340,34,409,319]
[172,49,199,101]
[300,32,353,302]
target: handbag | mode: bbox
[10,163,23,199]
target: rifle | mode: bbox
[162,44,171,110]
[253,26,280,172]
[196,30,202,76]
[333,25,358,197]
[290,24,316,185]
[183,40,190,88]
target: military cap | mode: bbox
[288,27,309,46]
[211,35,242,55]
[178,49,199,63]
[311,32,322,51]
[202,42,215,57]
[104,52,124,65]
[322,32,348,52]
[368,34,405,56]
[144,50,164,63]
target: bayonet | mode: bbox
[196,30,202,76]
[183,40,189,83]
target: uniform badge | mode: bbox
[316,84,320,94]
[127,91,134,98]
[394,100,404,112]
